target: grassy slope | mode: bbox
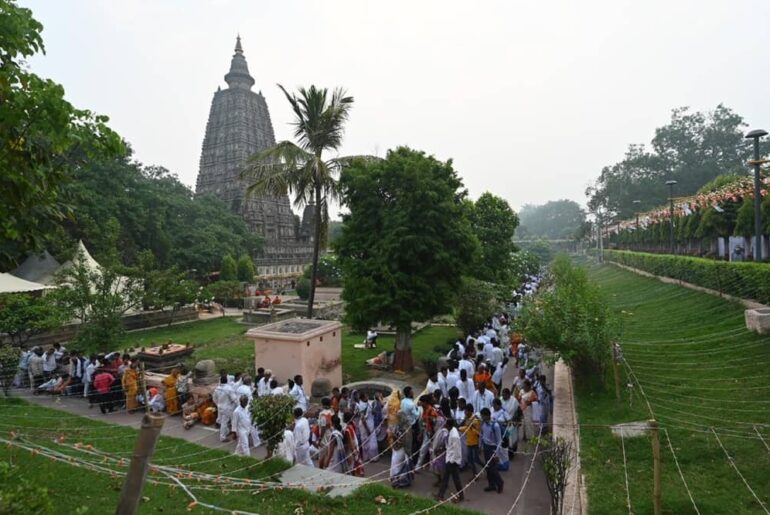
[119,318,458,384]
[1,397,469,514]
[576,264,770,514]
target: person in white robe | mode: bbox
[232,395,252,456]
[213,375,236,442]
[292,408,314,467]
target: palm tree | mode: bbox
[243,85,353,318]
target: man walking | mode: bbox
[232,395,252,456]
[292,407,314,467]
[436,418,465,503]
[480,408,504,493]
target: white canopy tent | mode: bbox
[0,273,51,294]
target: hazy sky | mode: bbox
[22,0,770,216]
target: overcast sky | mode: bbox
[22,0,770,217]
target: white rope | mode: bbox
[506,427,542,515]
[710,428,770,514]
[662,429,699,515]
[754,425,770,456]
[619,431,633,515]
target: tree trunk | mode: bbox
[307,183,323,319]
[393,325,414,372]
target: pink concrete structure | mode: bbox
[246,318,343,388]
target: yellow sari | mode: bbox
[163,370,180,414]
[122,368,139,412]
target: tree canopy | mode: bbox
[517,200,586,240]
[335,147,478,371]
[587,105,764,218]
[468,192,519,286]
[0,0,124,270]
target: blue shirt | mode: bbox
[400,397,420,426]
[480,420,501,447]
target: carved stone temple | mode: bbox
[195,36,313,287]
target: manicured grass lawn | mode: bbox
[119,318,459,384]
[340,326,460,383]
[120,318,254,374]
[575,264,770,514]
[0,397,470,514]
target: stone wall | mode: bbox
[3,306,198,349]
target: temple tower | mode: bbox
[196,37,312,285]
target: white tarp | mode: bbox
[0,273,50,294]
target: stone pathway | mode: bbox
[15,358,554,514]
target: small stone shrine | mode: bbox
[246,318,343,389]
[136,342,194,371]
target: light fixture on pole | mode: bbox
[665,180,677,254]
[745,129,768,261]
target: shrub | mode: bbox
[519,255,617,379]
[250,394,295,458]
[236,254,255,283]
[220,255,238,281]
[604,250,770,304]
[296,277,311,300]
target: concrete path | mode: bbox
[15,358,553,514]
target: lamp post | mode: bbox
[666,180,677,254]
[746,129,768,261]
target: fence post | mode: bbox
[115,413,165,515]
[612,343,622,402]
[649,419,662,515]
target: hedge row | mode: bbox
[603,250,770,305]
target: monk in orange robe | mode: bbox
[163,368,181,415]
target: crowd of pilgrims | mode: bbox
[215,277,549,502]
[13,276,546,503]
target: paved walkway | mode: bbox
[16,359,552,514]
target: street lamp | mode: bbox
[746,129,768,261]
[666,180,677,254]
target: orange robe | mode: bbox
[163,374,180,414]
[122,368,139,412]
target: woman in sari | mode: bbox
[386,389,402,434]
[518,379,539,441]
[163,368,181,415]
[390,412,414,488]
[321,415,347,473]
[372,392,387,451]
[357,392,379,462]
[316,397,335,469]
[430,401,450,483]
[343,411,364,476]
[122,361,139,413]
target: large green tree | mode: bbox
[335,147,479,371]
[518,200,586,240]
[244,85,353,318]
[50,159,261,274]
[469,193,519,286]
[0,0,124,270]
[587,105,762,219]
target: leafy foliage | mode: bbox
[54,251,145,352]
[51,161,262,275]
[604,250,770,304]
[220,255,238,281]
[336,147,478,370]
[587,105,764,219]
[453,277,502,335]
[510,250,542,285]
[249,394,295,458]
[300,255,342,287]
[519,255,617,379]
[0,461,53,513]
[0,345,21,395]
[236,254,255,283]
[243,85,354,318]
[468,192,519,286]
[517,200,586,240]
[0,0,124,270]
[295,277,311,300]
[0,293,69,346]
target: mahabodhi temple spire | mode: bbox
[195,36,313,285]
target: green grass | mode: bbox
[0,397,471,514]
[575,264,770,514]
[340,326,460,383]
[118,318,459,384]
[120,318,254,374]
